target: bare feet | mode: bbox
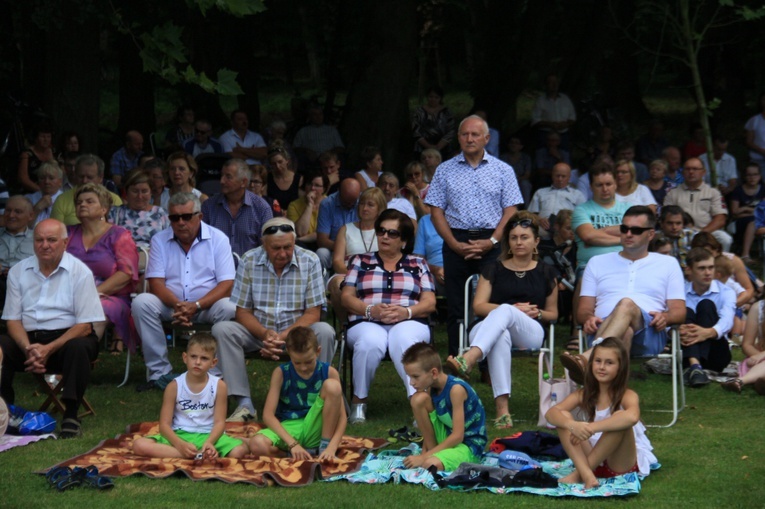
[583,475,600,489]
[559,471,581,484]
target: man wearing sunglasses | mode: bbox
[183,119,223,158]
[212,217,335,422]
[425,115,523,356]
[562,205,686,384]
[132,192,237,392]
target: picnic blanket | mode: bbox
[0,433,56,453]
[39,421,387,487]
[327,444,660,497]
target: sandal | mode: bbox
[721,378,743,394]
[493,414,514,429]
[109,339,124,356]
[387,426,423,443]
[444,356,472,380]
[60,418,82,439]
[560,352,587,385]
[566,337,580,352]
[46,466,73,488]
[73,465,115,490]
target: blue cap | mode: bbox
[498,450,541,471]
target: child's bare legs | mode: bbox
[227,442,249,459]
[408,391,445,470]
[741,360,765,385]
[249,435,287,458]
[741,221,756,260]
[319,378,345,456]
[133,437,190,458]
[494,394,510,419]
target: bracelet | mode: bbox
[406,307,412,320]
[365,305,373,321]
[288,440,300,450]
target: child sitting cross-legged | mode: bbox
[401,343,487,471]
[249,326,346,461]
[545,337,657,489]
[133,333,248,459]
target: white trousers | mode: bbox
[469,303,544,399]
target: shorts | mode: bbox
[256,396,325,450]
[148,430,243,457]
[587,307,666,357]
[429,410,480,472]
[593,459,639,478]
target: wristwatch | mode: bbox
[537,310,543,320]
[195,301,202,311]
[490,237,499,246]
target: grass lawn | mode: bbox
[1,323,764,508]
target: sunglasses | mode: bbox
[619,224,653,235]
[375,227,401,239]
[169,212,200,223]
[263,224,295,236]
[509,219,533,229]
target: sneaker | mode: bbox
[136,379,159,393]
[226,406,257,423]
[688,368,710,388]
[349,403,367,425]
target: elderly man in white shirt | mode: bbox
[132,192,236,392]
[219,110,268,165]
[0,219,104,438]
[527,162,586,233]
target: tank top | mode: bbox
[345,222,378,257]
[172,372,219,433]
[275,361,330,421]
[267,171,301,210]
[587,405,657,476]
[431,375,487,458]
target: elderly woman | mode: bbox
[412,85,455,158]
[18,123,55,192]
[267,146,302,211]
[110,169,170,249]
[249,164,283,217]
[328,187,387,324]
[26,161,64,225]
[355,146,384,191]
[162,151,208,210]
[377,172,417,223]
[67,183,139,355]
[615,159,657,213]
[400,161,430,218]
[644,159,676,206]
[286,172,328,247]
[341,209,436,424]
[445,212,558,428]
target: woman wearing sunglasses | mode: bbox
[445,211,558,428]
[341,209,436,424]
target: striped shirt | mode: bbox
[230,245,325,332]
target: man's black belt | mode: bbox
[28,329,70,341]
[451,228,494,235]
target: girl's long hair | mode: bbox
[581,337,630,422]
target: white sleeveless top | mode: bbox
[172,372,219,433]
[588,406,657,476]
[345,222,378,257]
[355,170,381,188]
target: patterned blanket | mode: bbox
[40,422,387,487]
[327,444,660,497]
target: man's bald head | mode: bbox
[339,178,361,209]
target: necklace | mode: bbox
[507,259,534,278]
[359,224,375,253]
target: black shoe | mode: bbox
[688,368,710,388]
[136,380,158,393]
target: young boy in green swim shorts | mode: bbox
[249,326,346,461]
[402,343,487,471]
[133,334,248,459]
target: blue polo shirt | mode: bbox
[316,191,358,241]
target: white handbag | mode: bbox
[538,350,576,428]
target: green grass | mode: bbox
[2,324,764,508]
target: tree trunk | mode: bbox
[340,1,418,176]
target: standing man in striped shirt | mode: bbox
[425,115,523,356]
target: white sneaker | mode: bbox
[349,403,367,424]
[226,406,258,423]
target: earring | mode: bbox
[532,246,538,255]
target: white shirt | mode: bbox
[2,251,104,330]
[745,114,765,162]
[172,372,219,433]
[26,189,64,225]
[146,221,236,302]
[700,152,738,186]
[387,197,417,221]
[218,129,266,165]
[531,93,576,132]
[527,185,586,218]
[615,184,658,207]
[581,251,686,319]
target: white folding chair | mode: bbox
[577,326,685,428]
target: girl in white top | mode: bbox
[355,146,384,191]
[546,337,656,489]
[614,159,657,214]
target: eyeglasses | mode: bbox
[375,227,401,239]
[509,219,533,229]
[263,224,295,236]
[619,224,653,235]
[169,212,200,223]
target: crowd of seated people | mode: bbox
[5,88,765,446]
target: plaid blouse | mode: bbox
[344,252,435,325]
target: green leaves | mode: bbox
[189,0,267,17]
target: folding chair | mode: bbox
[36,373,95,419]
[116,245,152,388]
[577,326,685,428]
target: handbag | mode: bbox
[538,350,576,428]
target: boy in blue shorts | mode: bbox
[133,334,248,459]
[402,343,487,471]
[249,326,346,461]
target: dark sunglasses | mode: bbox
[375,227,401,239]
[263,224,295,236]
[168,212,200,223]
[509,219,533,229]
[619,224,653,235]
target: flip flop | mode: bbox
[493,414,514,429]
[560,352,587,385]
[444,356,472,380]
[387,426,423,443]
[566,337,580,352]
